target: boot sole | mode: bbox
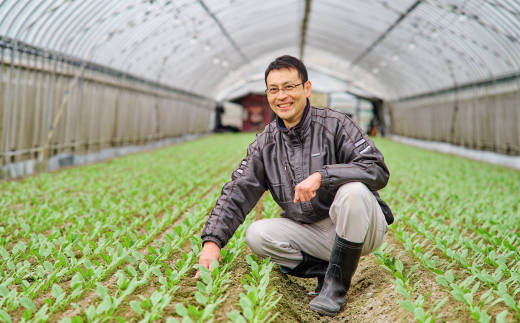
[309,303,339,317]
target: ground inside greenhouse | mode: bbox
[2,134,519,323]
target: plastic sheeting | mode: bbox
[1,0,519,100]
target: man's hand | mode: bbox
[294,172,321,203]
[195,241,221,278]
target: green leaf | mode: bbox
[395,259,404,273]
[114,318,126,323]
[414,307,425,322]
[130,301,143,315]
[396,286,411,299]
[96,283,108,299]
[243,307,253,320]
[20,297,36,311]
[37,265,45,278]
[0,310,10,323]
[445,271,454,284]
[22,310,32,320]
[227,311,241,321]
[151,268,162,277]
[52,284,63,298]
[196,281,206,294]
[139,262,148,273]
[199,272,211,285]
[132,251,145,261]
[210,258,219,271]
[195,292,207,305]
[495,310,508,323]
[147,246,157,256]
[71,315,84,323]
[0,286,9,297]
[43,261,54,272]
[397,300,415,313]
[175,303,188,317]
[435,276,449,287]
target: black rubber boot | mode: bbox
[309,234,364,316]
[280,251,329,296]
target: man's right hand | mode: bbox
[195,241,221,278]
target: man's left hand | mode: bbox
[294,172,321,203]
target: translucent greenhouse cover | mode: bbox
[1,0,519,100]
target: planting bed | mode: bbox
[0,133,519,322]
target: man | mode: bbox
[199,55,393,316]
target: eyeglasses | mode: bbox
[265,82,304,95]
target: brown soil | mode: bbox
[270,234,483,323]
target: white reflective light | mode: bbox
[380,61,387,67]
[408,43,416,50]
[213,58,220,64]
[372,68,379,74]
[458,14,467,23]
[190,38,198,45]
[203,45,211,52]
[222,60,229,67]
[173,19,180,26]
[392,55,400,61]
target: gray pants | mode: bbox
[245,182,389,268]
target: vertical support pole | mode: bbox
[516,74,520,156]
[0,42,5,166]
[74,71,83,154]
[33,54,43,159]
[114,83,121,147]
[18,49,30,160]
[48,57,58,157]
[40,56,51,158]
[132,83,139,145]
[98,82,104,150]
[10,45,22,162]
[55,59,64,153]
[3,43,15,166]
[494,83,500,154]
[64,61,72,152]
[87,80,95,154]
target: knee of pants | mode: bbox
[330,182,373,241]
[245,221,270,259]
[336,182,371,202]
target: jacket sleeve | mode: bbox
[317,117,390,192]
[201,139,268,249]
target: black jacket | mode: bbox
[202,102,393,248]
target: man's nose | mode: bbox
[276,89,288,100]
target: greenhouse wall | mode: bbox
[0,41,213,167]
[388,77,520,156]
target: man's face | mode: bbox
[266,68,312,128]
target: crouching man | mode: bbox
[198,55,393,317]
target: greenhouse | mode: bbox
[0,0,519,322]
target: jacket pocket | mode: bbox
[267,181,293,203]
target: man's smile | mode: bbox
[278,102,293,110]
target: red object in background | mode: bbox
[239,95,275,132]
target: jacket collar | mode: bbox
[276,99,312,136]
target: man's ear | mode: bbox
[305,81,312,98]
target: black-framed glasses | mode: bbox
[265,82,304,95]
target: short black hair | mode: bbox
[265,55,308,86]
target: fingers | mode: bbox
[294,186,313,202]
[293,189,300,203]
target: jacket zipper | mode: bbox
[284,162,295,197]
